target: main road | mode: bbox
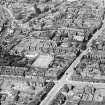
[40,14,105,105]
[2,1,105,105]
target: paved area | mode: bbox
[40,16,105,105]
[1,1,105,105]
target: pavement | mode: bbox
[40,46,88,105]
[87,19,105,47]
[2,1,105,105]
[40,14,105,105]
[67,80,105,88]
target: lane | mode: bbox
[87,19,105,47]
[68,80,105,88]
[1,1,105,105]
[40,15,105,105]
[40,42,87,105]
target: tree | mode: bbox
[34,3,41,15]
[63,84,69,93]
[91,40,97,48]
[80,63,86,70]
[56,93,66,104]
[14,94,19,101]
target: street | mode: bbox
[1,1,105,105]
[40,14,105,105]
